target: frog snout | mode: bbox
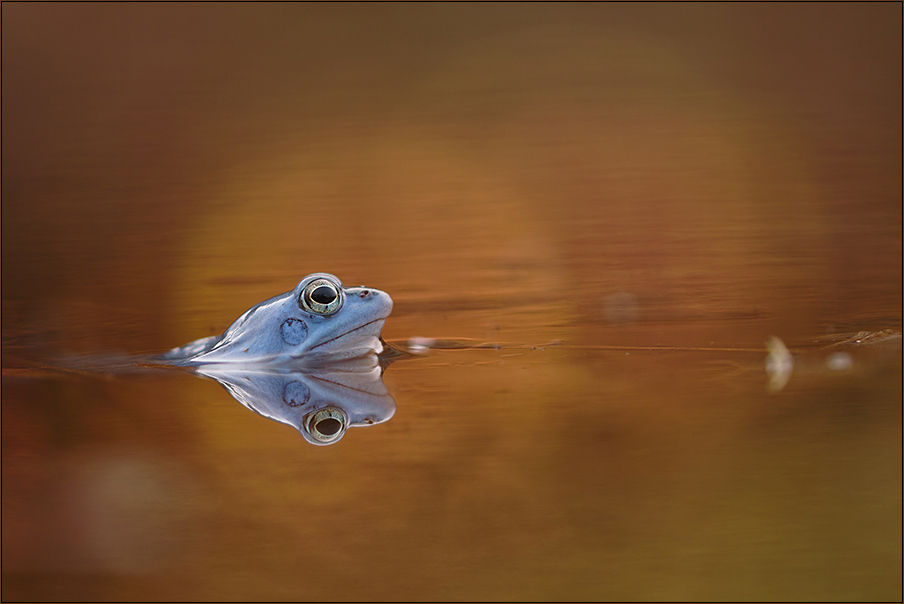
[350,287,393,316]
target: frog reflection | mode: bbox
[196,353,396,445]
[161,273,392,365]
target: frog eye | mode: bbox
[300,278,343,315]
[304,407,348,444]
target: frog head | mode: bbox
[164,273,392,365]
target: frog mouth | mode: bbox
[307,316,389,353]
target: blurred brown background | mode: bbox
[2,4,901,601]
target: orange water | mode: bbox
[3,4,901,600]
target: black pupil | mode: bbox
[316,418,342,435]
[311,285,336,305]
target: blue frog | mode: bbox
[161,273,393,366]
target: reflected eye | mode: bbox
[305,407,348,444]
[300,279,343,315]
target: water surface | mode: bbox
[3,4,901,601]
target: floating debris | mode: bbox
[825,351,854,371]
[765,335,794,392]
[833,329,903,348]
[407,336,437,354]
